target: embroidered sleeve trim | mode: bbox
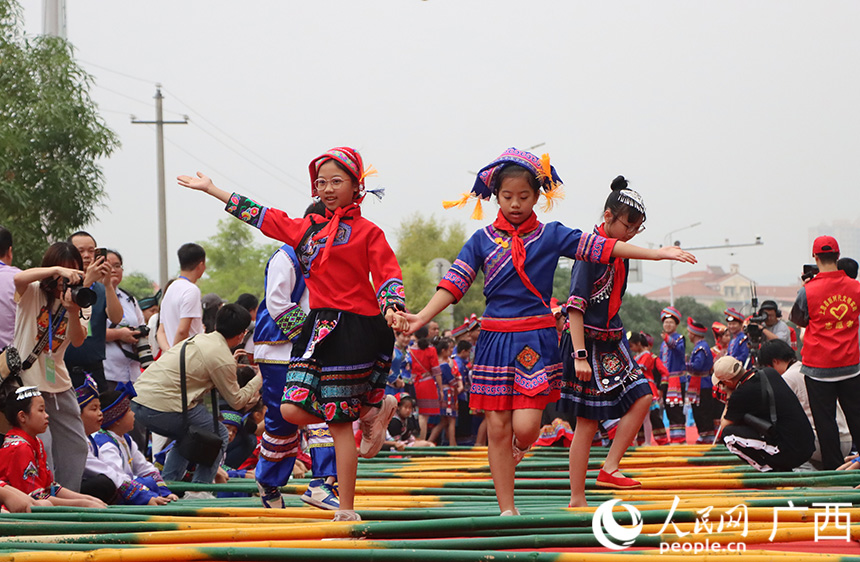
[575,233,616,265]
[274,304,307,341]
[565,295,588,313]
[376,278,406,313]
[439,259,475,303]
[225,193,267,229]
[118,478,155,505]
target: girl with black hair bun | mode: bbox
[560,175,658,506]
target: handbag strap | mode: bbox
[179,339,191,427]
[178,336,220,433]
[22,307,67,371]
[758,370,777,426]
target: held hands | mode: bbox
[656,246,697,264]
[385,309,410,333]
[393,311,426,335]
[148,496,171,506]
[574,357,592,382]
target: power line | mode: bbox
[162,86,310,189]
[80,59,156,86]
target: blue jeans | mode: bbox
[131,402,228,483]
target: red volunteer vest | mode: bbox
[802,270,860,369]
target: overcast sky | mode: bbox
[18,1,860,302]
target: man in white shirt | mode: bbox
[758,339,852,470]
[158,243,206,349]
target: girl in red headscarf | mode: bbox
[400,150,696,516]
[179,147,407,522]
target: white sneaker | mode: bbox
[358,395,397,458]
[332,509,361,521]
[500,508,521,516]
[512,434,531,465]
[183,491,215,500]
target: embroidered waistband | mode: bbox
[481,315,555,333]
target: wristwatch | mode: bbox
[574,349,588,360]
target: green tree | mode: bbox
[119,272,158,300]
[620,294,721,347]
[394,214,484,327]
[196,218,277,302]
[0,1,119,267]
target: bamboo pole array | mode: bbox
[1,444,859,561]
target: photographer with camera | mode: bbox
[132,304,261,487]
[65,232,122,393]
[8,242,90,490]
[751,300,791,344]
[789,236,860,470]
[714,356,814,472]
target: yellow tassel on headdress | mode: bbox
[359,164,378,183]
[539,153,553,182]
[442,193,473,210]
[540,183,565,213]
[470,198,484,221]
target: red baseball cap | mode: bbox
[813,235,840,255]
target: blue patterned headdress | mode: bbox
[75,375,99,409]
[443,148,564,220]
[101,382,137,429]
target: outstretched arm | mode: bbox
[611,242,697,264]
[399,289,456,335]
[177,172,231,204]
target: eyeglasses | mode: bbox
[110,264,124,271]
[313,178,348,190]
[615,216,646,234]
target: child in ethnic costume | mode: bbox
[179,147,406,522]
[91,385,178,505]
[402,150,695,515]
[629,332,670,446]
[562,176,669,506]
[251,202,338,511]
[410,326,443,440]
[660,306,687,444]
[686,318,718,444]
[0,386,105,508]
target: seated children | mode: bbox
[385,394,435,450]
[91,384,178,505]
[0,387,105,508]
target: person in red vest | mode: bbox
[790,235,860,470]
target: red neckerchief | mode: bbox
[492,210,546,307]
[311,203,361,271]
[597,223,625,326]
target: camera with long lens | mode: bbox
[132,324,154,369]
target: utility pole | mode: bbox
[42,0,66,38]
[664,222,701,306]
[132,85,188,289]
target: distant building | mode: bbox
[809,220,860,262]
[644,264,799,314]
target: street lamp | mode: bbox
[664,222,701,306]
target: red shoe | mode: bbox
[596,468,641,489]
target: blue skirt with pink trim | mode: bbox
[469,326,562,411]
